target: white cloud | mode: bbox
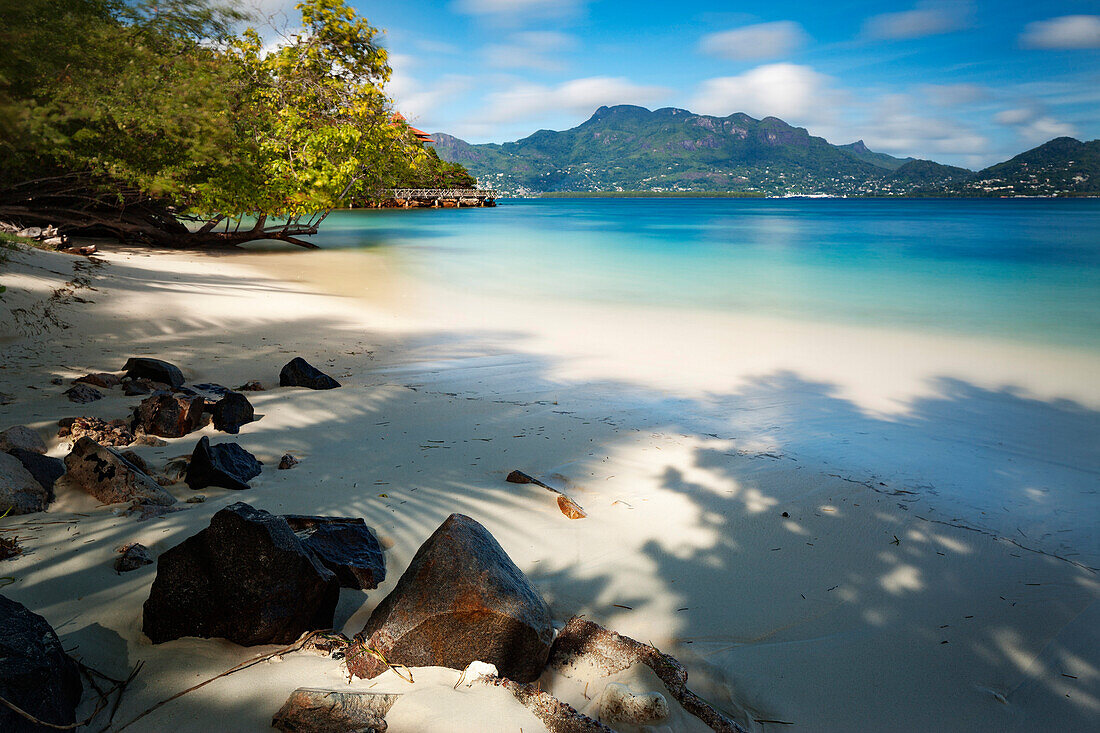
[699,21,809,61]
[863,1,969,40]
[994,108,1031,126]
[994,107,1077,144]
[485,76,671,123]
[690,64,838,121]
[1020,15,1100,49]
[860,94,988,156]
[483,31,576,71]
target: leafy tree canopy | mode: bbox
[0,0,473,246]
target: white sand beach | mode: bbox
[1,242,1097,732]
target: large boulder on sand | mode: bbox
[184,436,262,491]
[211,391,255,434]
[0,595,83,732]
[0,452,50,515]
[284,515,386,590]
[0,425,46,454]
[64,437,176,506]
[121,357,184,388]
[7,448,64,500]
[132,392,205,438]
[279,357,340,390]
[142,502,340,645]
[349,514,553,683]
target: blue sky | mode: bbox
[256,1,1099,168]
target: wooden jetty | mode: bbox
[374,189,500,208]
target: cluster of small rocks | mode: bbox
[0,354,356,730]
[2,351,743,732]
[0,221,69,249]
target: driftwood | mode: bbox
[271,688,400,732]
[548,617,748,733]
[506,470,587,519]
[0,174,324,249]
[474,675,613,733]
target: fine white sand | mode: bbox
[1,243,1097,732]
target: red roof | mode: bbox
[392,112,433,144]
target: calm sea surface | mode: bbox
[297,198,1100,350]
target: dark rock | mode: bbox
[272,688,399,733]
[64,437,176,506]
[184,436,262,491]
[73,372,121,389]
[131,392,205,438]
[142,502,340,645]
[0,453,49,515]
[0,425,47,454]
[119,450,150,474]
[236,380,265,391]
[211,392,255,434]
[7,448,64,500]
[57,416,133,446]
[186,494,206,504]
[284,516,386,590]
[350,514,553,682]
[279,357,340,390]
[116,543,154,572]
[192,383,232,398]
[60,244,95,256]
[121,357,184,388]
[64,382,103,403]
[50,377,63,386]
[278,454,299,470]
[0,595,83,733]
[123,380,153,396]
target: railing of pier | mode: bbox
[389,189,500,199]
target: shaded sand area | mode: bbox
[1,243,1098,731]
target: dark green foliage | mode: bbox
[395,148,478,189]
[0,0,478,246]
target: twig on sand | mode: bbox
[113,630,326,732]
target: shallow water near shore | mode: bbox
[247,197,1100,566]
[291,197,1100,350]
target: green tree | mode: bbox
[0,0,452,247]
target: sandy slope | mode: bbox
[0,243,1097,732]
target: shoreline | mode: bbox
[1,242,1098,731]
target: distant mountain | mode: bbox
[432,106,1098,197]
[839,140,912,171]
[432,105,928,195]
[957,137,1100,196]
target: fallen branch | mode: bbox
[506,470,587,519]
[113,630,328,731]
[548,617,749,733]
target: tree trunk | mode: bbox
[0,176,322,249]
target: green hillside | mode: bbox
[432,106,1097,197]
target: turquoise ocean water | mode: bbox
[298,198,1100,350]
